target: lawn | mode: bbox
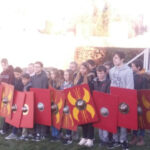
[0,129,150,150]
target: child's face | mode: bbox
[50,71,55,80]
[80,65,88,75]
[64,71,69,81]
[22,78,29,86]
[69,63,77,72]
[131,63,139,73]
[1,62,8,71]
[28,64,34,74]
[14,72,22,79]
[34,64,42,74]
[97,71,106,81]
[113,54,124,66]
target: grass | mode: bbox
[0,130,150,150]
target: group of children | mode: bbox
[0,51,149,150]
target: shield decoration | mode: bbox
[6,91,25,128]
[20,91,34,128]
[51,90,65,129]
[30,88,51,126]
[93,91,118,133]
[110,87,138,130]
[137,90,150,129]
[64,84,98,125]
[61,99,77,131]
[0,82,14,119]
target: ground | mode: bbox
[0,129,150,150]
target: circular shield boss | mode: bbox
[22,104,29,115]
[75,99,86,110]
[12,104,17,112]
[51,103,58,114]
[3,97,9,104]
[63,105,69,114]
[137,106,143,115]
[100,107,109,117]
[37,102,44,112]
[119,102,129,114]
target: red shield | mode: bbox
[61,99,77,131]
[30,88,51,126]
[51,90,65,129]
[110,87,138,130]
[0,82,14,119]
[93,91,118,133]
[6,91,25,128]
[64,84,98,125]
[137,90,150,129]
[20,92,34,128]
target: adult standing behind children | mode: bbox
[109,51,134,150]
[31,61,49,142]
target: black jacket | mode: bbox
[0,66,14,85]
[31,71,48,89]
[92,77,111,93]
[14,78,24,91]
[23,82,32,91]
[133,73,148,90]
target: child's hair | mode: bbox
[74,62,89,85]
[64,69,74,82]
[70,61,78,67]
[34,61,43,67]
[86,59,96,67]
[14,67,23,73]
[49,68,63,89]
[96,65,107,73]
[113,51,125,60]
[1,58,8,64]
[103,61,113,68]
[132,59,143,71]
[22,73,30,79]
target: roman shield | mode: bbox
[93,91,118,133]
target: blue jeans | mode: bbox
[133,129,145,137]
[51,126,59,138]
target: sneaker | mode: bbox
[121,141,129,150]
[32,135,41,142]
[19,135,29,141]
[5,133,17,140]
[63,139,73,145]
[129,136,137,145]
[28,134,34,139]
[84,139,93,147]
[136,137,145,146]
[107,142,120,149]
[78,138,87,146]
[0,130,6,135]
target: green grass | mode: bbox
[0,131,150,150]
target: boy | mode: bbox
[31,61,49,142]
[5,67,24,140]
[92,65,111,146]
[109,51,134,150]
[130,60,147,146]
[19,73,32,141]
[0,58,14,135]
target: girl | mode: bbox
[60,69,74,145]
[74,62,95,147]
[49,68,63,142]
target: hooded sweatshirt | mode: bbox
[109,64,134,89]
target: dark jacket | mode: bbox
[23,82,32,91]
[31,71,48,89]
[0,66,14,85]
[133,73,148,90]
[92,77,111,93]
[14,78,24,91]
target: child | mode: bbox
[92,65,111,146]
[60,69,74,145]
[5,67,24,140]
[109,51,134,150]
[19,73,32,141]
[130,60,147,146]
[74,62,94,147]
[49,68,63,142]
